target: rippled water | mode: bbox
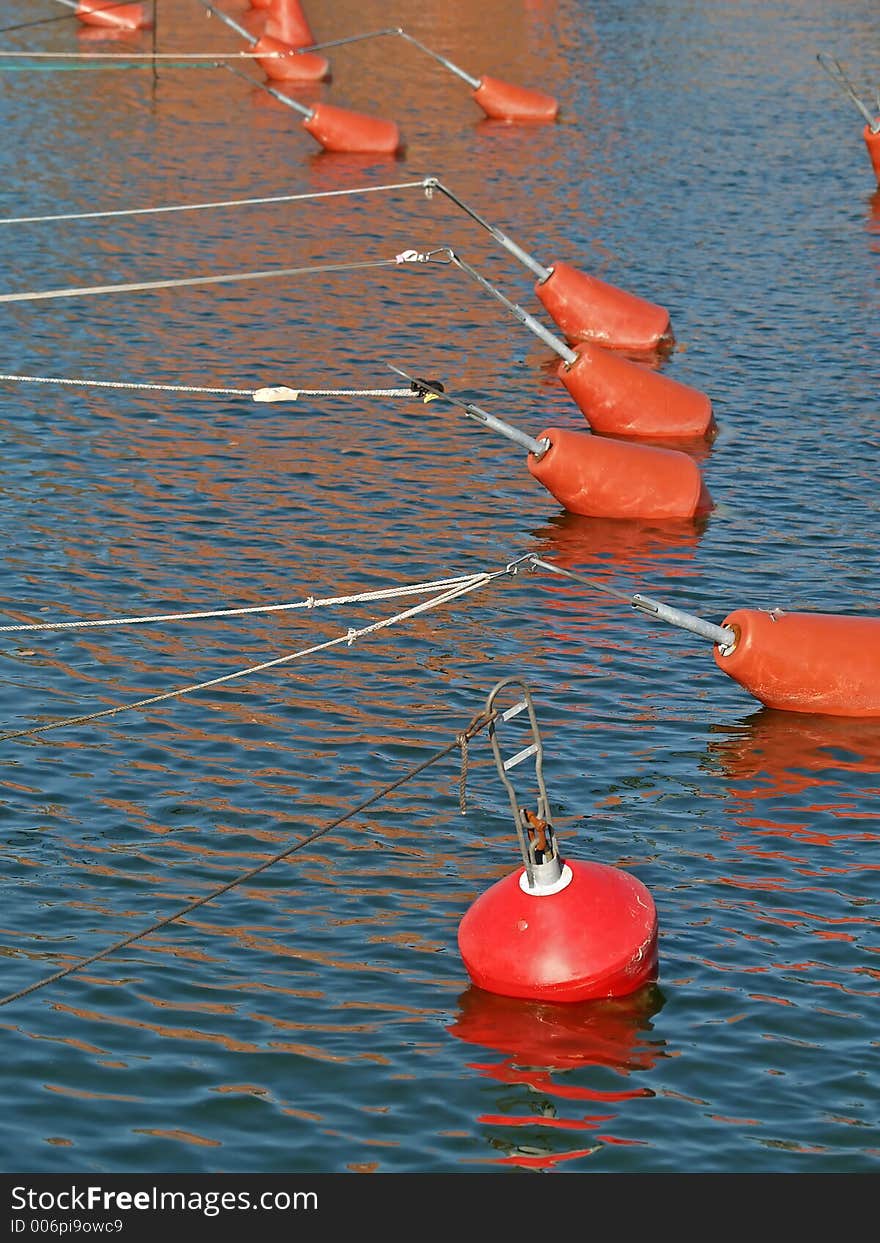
[0,0,877,1174]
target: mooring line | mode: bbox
[0,50,301,59]
[0,702,498,1008]
[0,573,491,633]
[0,372,412,402]
[0,563,526,744]
[0,253,428,306]
[0,179,431,227]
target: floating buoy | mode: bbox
[559,342,715,440]
[713,608,880,717]
[253,35,329,83]
[442,249,712,439]
[221,63,401,154]
[300,28,558,123]
[470,74,559,123]
[206,3,328,82]
[74,0,151,30]
[426,180,673,353]
[529,556,880,720]
[457,679,659,1003]
[264,0,315,49]
[460,860,660,1003]
[864,123,880,186]
[529,425,713,520]
[391,369,713,520]
[535,260,673,356]
[303,103,401,154]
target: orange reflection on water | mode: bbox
[447,983,664,1168]
[708,708,880,814]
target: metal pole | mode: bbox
[396,30,480,89]
[219,61,312,119]
[204,3,255,47]
[388,366,550,459]
[424,179,551,281]
[528,557,737,650]
[445,250,577,365]
[298,28,403,53]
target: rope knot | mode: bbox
[395,249,431,264]
[345,627,358,646]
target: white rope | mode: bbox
[0,179,431,227]
[0,255,414,305]
[0,372,412,402]
[0,571,507,742]
[0,573,489,633]
[0,51,299,59]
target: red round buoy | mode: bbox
[264,0,315,48]
[863,123,880,187]
[713,608,880,717]
[75,0,151,30]
[529,425,713,520]
[252,34,329,82]
[458,858,658,1003]
[471,75,559,122]
[536,260,673,354]
[558,342,715,439]
[302,104,402,154]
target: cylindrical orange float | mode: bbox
[75,0,150,29]
[302,104,402,155]
[471,75,558,122]
[264,0,315,48]
[528,425,713,519]
[252,34,329,82]
[713,609,880,717]
[863,123,880,187]
[536,260,673,353]
[558,342,715,439]
[458,859,658,1003]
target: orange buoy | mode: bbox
[393,369,712,521]
[864,123,880,186]
[75,0,150,30]
[206,4,327,82]
[713,609,880,717]
[459,860,659,1003]
[558,342,715,439]
[264,0,315,48]
[283,30,558,125]
[536,260,673,353]
[219,60,401,154]
[303,103,402,154]
[529,425,713,520]
[472,75,559,122]
[252,34,329,82]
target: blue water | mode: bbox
[0,0,877,1174]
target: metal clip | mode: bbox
[485,677,560,890]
